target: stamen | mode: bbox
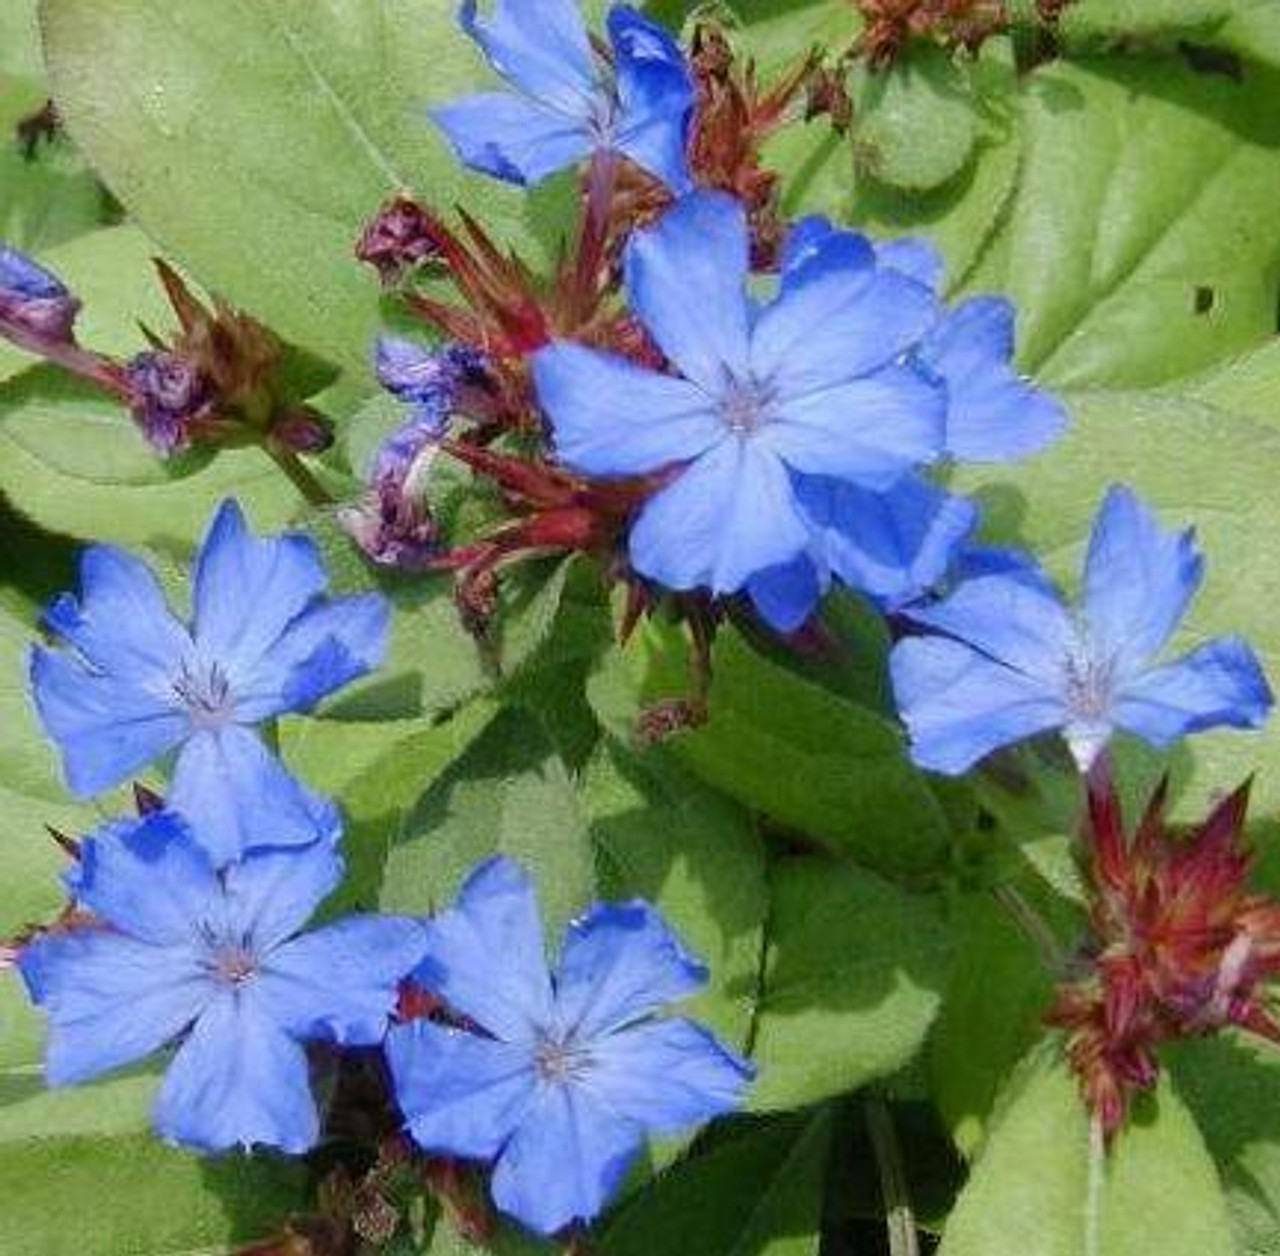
[173,661,236,729]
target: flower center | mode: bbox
[173,661,236,730]
[719,375,774,435]
[534,1035,592,1084]
[211,945,259,985]
[1063,644,1115,723]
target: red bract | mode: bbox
[1048,769,1280,1136]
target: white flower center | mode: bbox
[173,661,236,730]
[719,375,775,435]
[534,1035,593,1084]
[1062,644,1116,723]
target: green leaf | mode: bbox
[749,858,950,1111]
[601,1110,834,1256]
[39,0,547,377]
[591,619,951,877]
[581,742,768,1052]
[938,1048,1236,1256]
[851,47,979,193]
[0,977,307,1255]
[954,388,1280,824]
[965,57,1280,389]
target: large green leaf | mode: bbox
[590,620,952,878]
[749,857,950,1111]
[602,1111,834,1256]
[39,0,549,377]
[938,1048,1236,1256]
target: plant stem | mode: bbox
[264,442,334,507]
[992,882,1068,973]
[1085,1113,1105,1256]
[865,1092,919,1256]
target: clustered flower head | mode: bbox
[1049,770,1280,1136]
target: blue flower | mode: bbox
[890,485,1273,774]
[18,811,424,1154]
[30,499,389,864]
[433,1,694,190]
[533,192,946,598]
[374,337,484,471]
[386,857,752,1236]
[0,243,80,338]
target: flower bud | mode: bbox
[0,245,80,340]
[125,350,215,455]
[272,406,335,454]
[356,194,445,284]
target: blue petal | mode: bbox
[919,297,1066,462]
[747,554,827,634]
[610,5,693,192]
[890,636,1068,775]
[491,1083,642,1235]
[222,833,345,953]
[232,593,389,722]
[533,341,721,477]
[0,244,68,298]
[386,1019,536,1159]
[763,364,946,490]
[625,192,751,392]
[752,260,937,396]
[29,646,188,797]
[1111,637,1273,746]
[905,570,1075,678]
[260,915,426,1045]
[19,930,212,1086]
[415,856,554,1043]
[553,901,707,1040]
[43,545,191,681]
[779,216,874,292]
[460,0,597,114]
[169,725,336,865]
[876,237,946,291]
[795,474,976,609]
[153,993,318,1154]
[68,812,219,946]
[192,500,328,683]
[583,1018,753,1133]
[628,438,810,595]
[1082,485,1203,672]
[431,93,592,186]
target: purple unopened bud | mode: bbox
[356,194,445,284]
[125,350,214,455]
[339,478,441,571]
[0,244,80,339]
[272,406,335,454]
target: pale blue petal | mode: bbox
[625,191,751,392]
[752,263,937,395]
[233,594,389,722]
[192,500,327,681]
[583,1018,752,1133]
[259,916,426,1044]
[628,439,810,594]
[779,216,874,293]
[169,726,334,866]
[920,297,1066,462]
[68,812,219,946]
[762,364,946,490]
[386,1019,536,1160]
[431,93,592,186]
[553,901,707,1040]
[891,636,1068,775]
[29,646,188,797]
[153,993,318,1154]
[221,833,345,954]
[610,5,693,191]
[19,930,211,1086]
[460,0,596,113]
[877,237,946,291]
[43,545,191,681]
[747,554,827,634]
[1082,485,1203,672]
[533,342,721,476]
[905,571,1075,678]
[1112,637,1273,746]
[415,856,554,1044]
[795,474,976,609]
[491,1083,642,1235]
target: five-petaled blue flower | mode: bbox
[433,0,693,190]
[890,485,1273,774]
[30,499,389,864]
[533,191,948,602]
[18,810,424,1153]
[386,857,753,1237]
[743,220,1068,633]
